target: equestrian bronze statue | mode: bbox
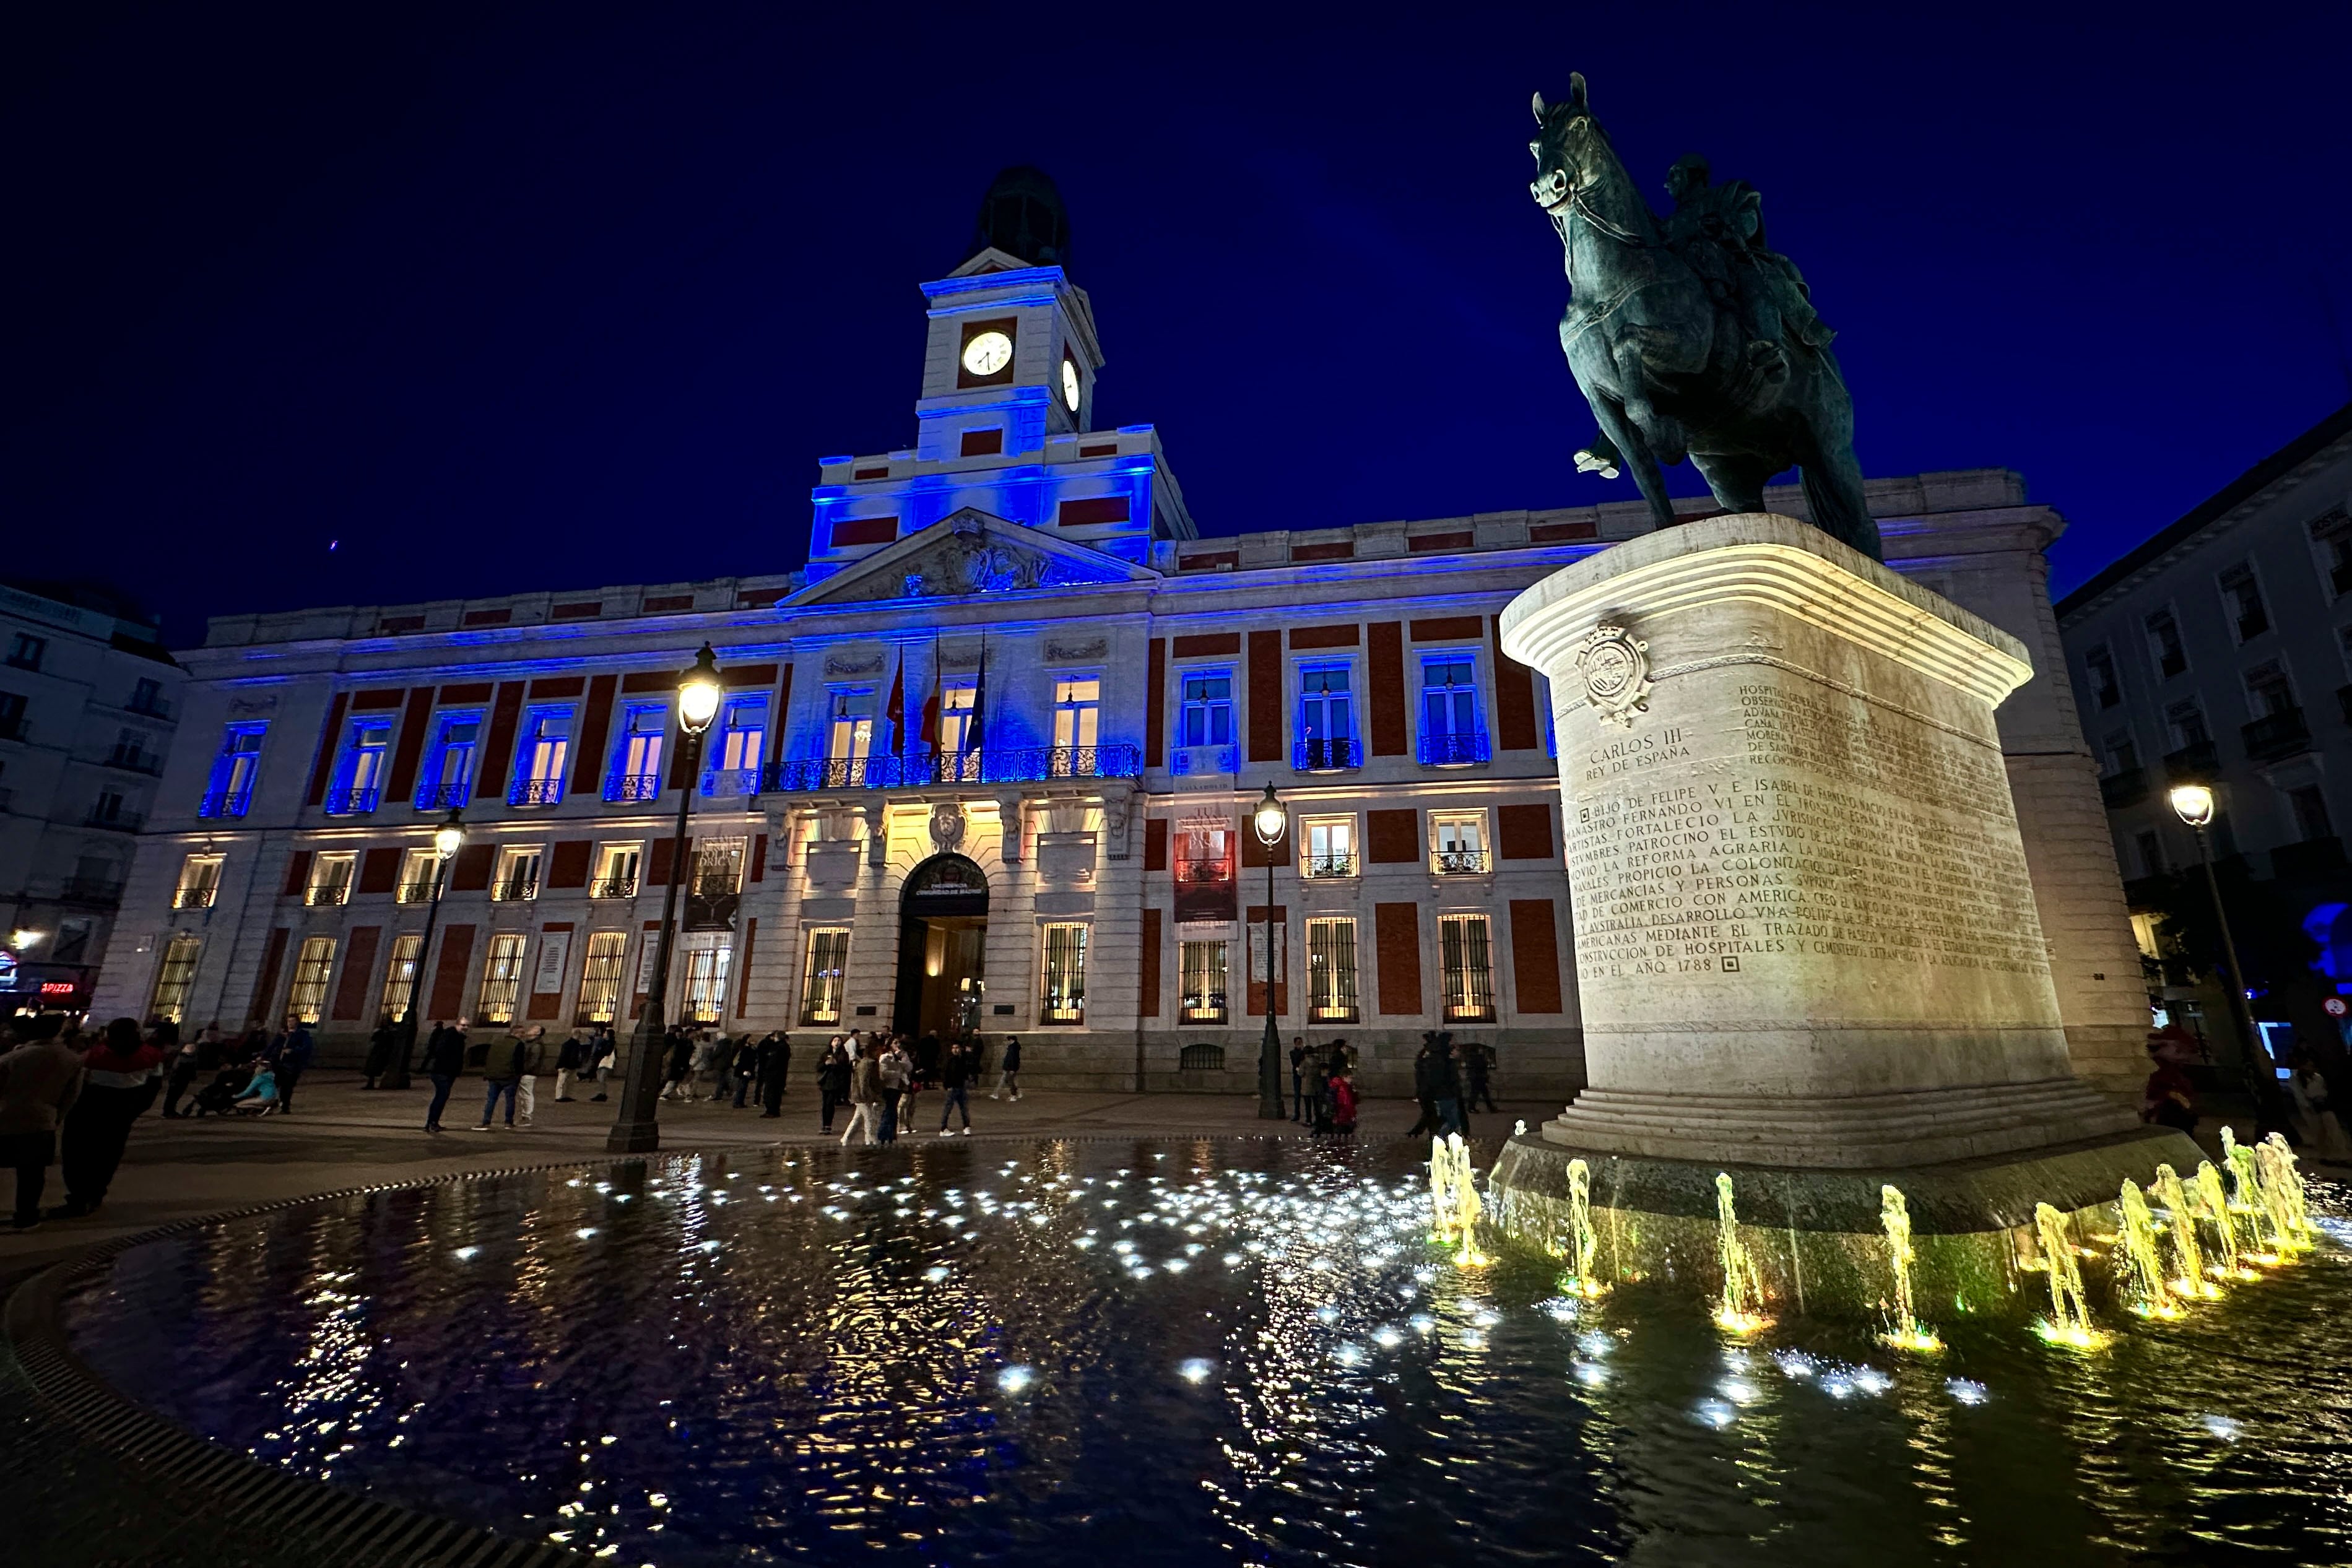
[1530,74,1880,559]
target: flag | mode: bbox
[885,654,905,755]
[921,642,942,753]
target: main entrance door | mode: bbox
[892,854,989,1039]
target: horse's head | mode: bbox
[1529,73,1608,215]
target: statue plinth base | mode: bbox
[1499,514,2137,1170]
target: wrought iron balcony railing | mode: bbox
[1432,848,1490,875]
[323,784,381,816]
[395,880,440,904]
[761,745,1144,792]
[589,875,639,899]
[1418,730,1491,768]
[102,747,165,776]
[1293,737,1361,774]
[2241,707,2312,764]
[171,885,218,910]
[197,786,251,819]
[124,692,175,721]
[305,882,351,907]
[2098,768,2148,809]
[85,805,144,832]
[606,773,662,803]
[490,877,540,902]
[1305,852,1358,878]
[701,767,763,799]
[509,778,564,807]
[999,744,1143,783]
[414,779,472,810]
[1176,857,1236,886]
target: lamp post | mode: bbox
[1252,781,1287,1120]
[384,809,466,1089]
[2168,782,2277,1089]
[609,645,724,1154]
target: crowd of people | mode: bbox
[810,1029,1016,1146]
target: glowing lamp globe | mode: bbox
[1252,782,1286,846]
[432,810,467,859]
[2168,783,2215,828]
[679,644,724,736]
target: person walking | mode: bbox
[1289,1037,1310,1124]
[876,1039,909,1145]
[553,1030,586,1102]
[512,1025,546,1125]
[0,1014,84,1231]
[362,1018,399,1089]
[1407,1034,1444,1137]
[817,1040,849,1133]
[841,1045,883,1146]
[937,1039,974,1135]
[732,1036,759,1108]
[660,1030,693,1101]
[1464,1039,1499,1113]
[474,1029,527,1129]
[268,1016,314,1114]
[589,1028,617,1100]
[162,1024,216,1118]
[54,1018,165,1218]
[1441,1035,1472,1138]
[1330,1065,1358,1139]
[422,1018,466,1133]
[757,1033,788,1118]
[991,1035,1022,1102]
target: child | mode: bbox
[1330,1068,1358,1139]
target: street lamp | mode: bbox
[385,808,465,1089]
[609,644,724,1154]
[1252,781,1287,1120]
[2168,782,2281,1097]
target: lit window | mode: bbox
[492,846,542,901]
[380,933,423,1023]
[328,719,391,815]
[1179,672,1233,748]
[1041,922,1089,1023]
[147,933,202,1023]
[592,842,641,899]
[287,937,337,1024]
[937,677,979,776]
[682,940,732,1024]
[1180,940,1228,1024]
[1439,914,1496,1022]
[706,695,768,795]
[306,852,356,906]
[799,927,850,1025]
[417,714,481,809]
[1302,816,1356,878]
[576,931,628,1023]
[201,723,267,817]
[173,854,224,910]
[608,706,667,802]
[476,932,529,1023]
[1051,677,1101,768]
[828,691,874,762]
[1176,817,1232,885]
[1419,656,1488,766]
[1431,811,1488,874]
[1296,665,1358,771]
[396,847,441,904]
[511,709,571,805]
[692,837,745,896]
[1308,918,1358,1021]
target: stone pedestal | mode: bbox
[1499,514,2139,1168]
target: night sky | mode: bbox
[7,4,2349,648]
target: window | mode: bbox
[129,677,165,717]
[1431,811,1488,874]
[147,933,202,1024]
[1297,665,1358,771]
[1179,1042,1226,1072]
[511,709,570,805]
[2135,829,2167,878]
[0,690,24,740]
[1041,922,1089,1023]
[939,677,979,756]
[2290,786,2335,843]
[418,714,481,809]
[799,927,850,1025]
[593,842,641,898]
[2103,732,2140,776]
[173,853,224,910]
[201,722,266,817]
[2218,563,2269,642]
[396,847,441,903]
[2144,610,2188,679]
[1052,677,1101,768]
[2245,661,2296,721]
[1179,671,1233,748]
[1439,914,1496,1022]
[327,719,391,815]
[1419,656,1488,766]
[682,940,732,1024]
[1303,815,1356,877]
[608,706,667,801]
[2313,508,2352,597]
[1177,816,1233,885]
[1308,917,1359,1022]
[828,690,874,762]
[6,633,45,671]
[706,696,768,794]
[2166,701,2210,750]
[576,931,629,1023]
[287,937,337,1023]
[2083,646,2120,709]
[380,933,423,1022]
[693,836,745,896]
[477,932,529,1023]
[306,852,357,906]
[91,787,132,829]
[492,846,542,901]
[1179,940,1228,1023]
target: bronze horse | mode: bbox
[1530,74,1880,559]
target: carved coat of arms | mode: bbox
[928,802,966,851]
[1574,622,1651,728]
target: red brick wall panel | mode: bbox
[1247,630,1281,764]
[1498,803,1555,861]
[1376,903,1422,1015]
[331,926,381,1021]
[1367,623,1407,756]
[1509,899,1564,1013]
[428,925,475,1020]
[1366,809,1420,864]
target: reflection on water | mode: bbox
[63,1142,2352,1566]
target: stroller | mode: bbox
[188,1064,258,1118]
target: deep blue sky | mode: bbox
[7,4,2350,648]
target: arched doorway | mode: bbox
[893,854,990,1040]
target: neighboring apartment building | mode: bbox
[87,176,2148,1100]
[0,579,183,1016]
[2056,401,2352,1052]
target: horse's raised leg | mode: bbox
[1797,437,1881,561]
[1593,397,1678,534]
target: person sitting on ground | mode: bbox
[231,1062,280,1114]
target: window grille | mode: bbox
[1041,922,1089,1023]
[1308,918,1359,1021]
[576,931,628,1024]
[1179,1042,1226,1072]
[799,927,849,1026]
[380,933,423,1023]
[476,933,529,1023]
[147,933,202,1023]
[1179,940,1228,1023]
[682,942,732,1024]
[1439,914,1496,1023]
[287,937,337,1024]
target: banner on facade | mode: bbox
[636,934,662,993]
[1246,919,1287,977]
[533,932,570,995]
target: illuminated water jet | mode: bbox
[1877,1185,1941,1351]
[1712,1174,1769,1334]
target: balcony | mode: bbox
[606,773,662,803]
[84,805,144,833]
[491,877,540,902]
[760,745,1145,792]
[304,882,350,907]
[2272,835,2348,883]
[509,778,563,807]
[323,784,381,816]
[2241,707,2312,764]
[1171,743,1236,777]
[171,885,218,910]
[197,787,250,818]
[1418,731,1491,768]
[124,691,175,721]
[1304,852,1358,878]
[1293,737,1362,774]
[395,880,440,904]
[701,767,762,799]
[2098,768,2149,808]
[415,779,471,810]
[102,746,165,776]
[1433,848,1490,875]
[590,875,639,899]
[2162,740,2219,784]
[58,876,124,907]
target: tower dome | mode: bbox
[966,166,1072,271]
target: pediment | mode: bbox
[788,508,1157,607]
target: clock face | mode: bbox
[962,331,1013,377]
[1061,358,1081,412]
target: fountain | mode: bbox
[1560,1157,1603,1297]
[2115,1180,2182,1320]
[1877,1185,1940,1352]
[2257,1133,2311,1251]
[2222,1128,2287,1262]
[2194,1161,2253,1280]
[2031,1202,2105,1349]
[2152,1163,2217,1299]
[1429,1137,1460,1244]
[1712,1174,1769,1333]
[1454,1153,1492,1269]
